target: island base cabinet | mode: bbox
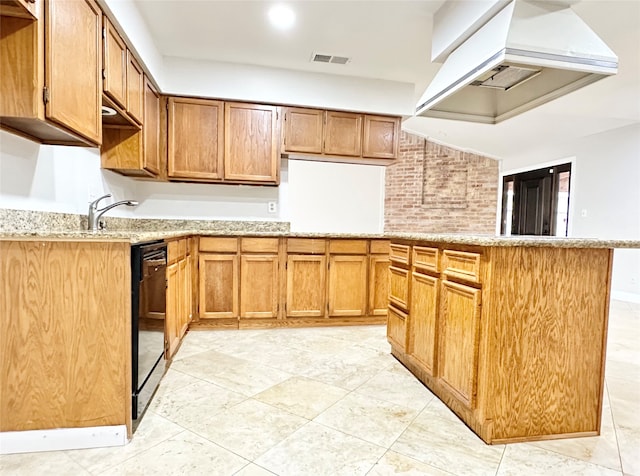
[388,242,614,445]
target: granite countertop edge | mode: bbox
[1,229,639,248]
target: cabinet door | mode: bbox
[240,255,279,319]
[328,255,367,317]
[143,77,160,175]
[408,272,439,376]
[368,255,390,316]
[102,17,127,110]
[199,254,238,319]
[324,111,362,157]
[46,0,102,144]
[438,280,482,409]
[389,266,409,310]
[168,97,224,180]
[126,51,144,125]
[286,255,326,318]
[165,262,180,358]
[224,102,279,183]
[178,257,189,339]
[283,107,323,154]
[387,305,407,350]
[362,115,400,159]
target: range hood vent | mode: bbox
[416,0,618,124]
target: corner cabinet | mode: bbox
[388,239,614,445]
[0,0,102,145]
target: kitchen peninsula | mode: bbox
[1,213,639,452]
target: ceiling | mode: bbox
[133,0,640,160]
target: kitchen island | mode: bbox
[385,234,639,445]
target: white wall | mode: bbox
[162,57,414,116]
[287,160,385,234]
[502,123,640,301]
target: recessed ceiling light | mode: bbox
[268,4,295,30]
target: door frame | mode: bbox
[496,156,577,236]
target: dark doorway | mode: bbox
[501,163,571,236]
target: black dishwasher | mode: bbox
[131,240,167,425]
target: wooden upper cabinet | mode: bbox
[0,0,38,20]
[126,51,144,125]
[363,115,400,159]
[142,77,160,175]
[168,97,224,180]
[224,102,279,184]
[324,111,363,157]
[102,17,127,110]
[283,107,323,154]
[46,0,102,145]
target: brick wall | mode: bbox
[385,131,499,233]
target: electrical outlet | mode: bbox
[581,209,588,218]
[268,201,277,213]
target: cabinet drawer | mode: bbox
[413,246,439,273]
[167,239,186,263]
[199,237,238,253]
[389,266,409,310]
[329,239,367,254]
[241,237,279,253]
[442,250,481,283]
[370,240,390,254]
[390,243,410,265]
[387,305,407,350]
[287,238,326,254]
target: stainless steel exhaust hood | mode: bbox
[416,0,618,124]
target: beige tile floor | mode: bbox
[1,299,638,475]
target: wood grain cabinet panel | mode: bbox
[165,261,180,358]
[413,246,439,274]
[328,255,367,316]
[324,111,363,157]
[142,77,161,175]
[0,0,38,19]
[283,107,323,154]
[438,280,482,409]
[368,254,390,316]
[408,272,439,376]
[126,51,144,125]
[198,254,238,319]
[389,266,409,310]
[168,97,224,180]
[442,249,481,283]
[46,0,102,144]
[224,102,279,184]
[387,305,407,351]
[286,255,326,318]
[102,17,127,110]
[240,255,279,319]
[362,115,400,159]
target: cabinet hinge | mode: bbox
[102,27,106,39]
[102,69,106,80]
[42,86,49,105]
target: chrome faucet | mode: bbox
[87,194,139,231]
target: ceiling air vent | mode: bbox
[311,53,350,65]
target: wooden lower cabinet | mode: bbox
[286,254,326,318]
[407,271,438,376]
[198,254,238,319]
[165,261,180,358]
[389,241,614,444]
[438,280,481,409]
[368,254,390,316]
[328,254,367,317]
[165,240,192,358]
[240,255,279,318]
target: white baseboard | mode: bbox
[0,425,127,454]
[611,290,640,304]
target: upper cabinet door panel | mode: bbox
[168,97,224,180]
[142,77,160,175]
[46,0,102,145]
[224,102,278,183]
[283,107,323,154]
[363,115,400,159]
[126,51,144,125]
[102,17,126,110]
[324,111,362,157]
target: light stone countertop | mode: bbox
[1,228,639,248]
